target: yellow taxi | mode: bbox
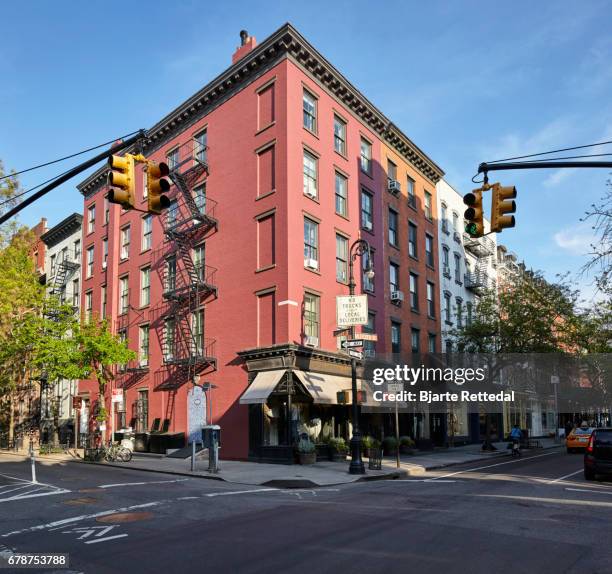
[566,425,594,453]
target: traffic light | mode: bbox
[108,154,136,209]
[490,183,517,233]
[463,188,484,237]
[146,161,171,214]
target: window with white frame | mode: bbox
[362,250,375,292]
[444,292,452,323]
[389,262,399,292]
[426,281,435,317]
[335,172,348,217]
[336,234,348,283]
[102,237,108,268]
[424,191,432,220]
[101,285,107,318]
[139,325,150,366]
[104,195,109,224]
[360,138,372,174]
[333,115,346,155]
[441,203,449,232]
[119,276,129,314]
[428,333,436,353]
[303,151,317,198]
[194,129,207,163]
[164,318,176,361]
[454,253,461,282]
[303,218,318,266]
[142,215,152,251]
[193,183,206,214]
[409,272,419,311]
[121,226,130,259]
[425,234,434,267]
[407,177,416,208]
[303,293,320,341]
[303,90,317,132]
[73,239,81,260]
[167,200,178,229]
[411,328,420,353]
[391,321,401,354]
[166,148,179,170]
[140,267,151,307]
[193,244,205,281]
[442,246,450,273]
[166,256,176,293]
[85,291,93,322]
[388,209,398,246]
[456,298,463,327]
[408,222,417,258]
[86,246,94,278]
[72,278,79,308]
[361,190,373,231]
[88,204,96,233]
[192,309,204,355]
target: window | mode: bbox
[167,148,179,170]
[140,267,151,307]
[425,234,434,267]
[86,246,94,278]
[165,256,177,293]
[303,150,317,198]
[87,204,95,233]
[441,203,448,233]
[73,239,81,260]
[389,262,399,292]
[456,298,463,327]
[388,209,398,246]
[303,218,318,267]
[85,292,93,322]
[452,212,459,232]
[101,285,107,319]
[444,292,452,323]
[428,333,436,353]
[72,278,79,308]
[362,250,375,292]
[408,222,418,258]
[333,115,346,155]
[445,340,453,354]
[335,172,348,217]
[120,226,130,259]
[193,184,206,214]
[442,246,450,274]
[361,190,373,231]
[303,293,320,341]
[194,129,207,163]
[303,90,317,132]
[164,318,176,361]
[336,234,348,283]
[424,191,432,219]
[454,253,462,282]
[60,246,68,264]
[119,276,129,314]
[466,301,473,326]
[104,195,109,224]
[391,321,401,354]
[118,329,127,372]
[411,328,420,353]
[139,325,150,366]
[427,281,435,317]
[363,312,376,356]
[360,138,372,174]
[50,254,56,276]
[167,200,178,229]
[102,237,108,268]
[387,159,397,181]
[193,244,205,281]
[409,272,419,311]
[407,177,416,208]
[142,215,152,251]
[142,169,148,200]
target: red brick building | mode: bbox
[76,24,443,461]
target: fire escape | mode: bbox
[463,233,495,294]
[153,138,218,406]
[49,252,80,305]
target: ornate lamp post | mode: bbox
[347,239,375,475]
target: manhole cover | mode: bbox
[64,497,98,505]
[96,512,153,524]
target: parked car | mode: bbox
[566,426,595,453]
[584,428,612,481]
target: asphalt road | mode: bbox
[0,448,611,574]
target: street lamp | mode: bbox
[347,239,374,475]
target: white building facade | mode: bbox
[40,213,83,444]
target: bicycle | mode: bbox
[99,442,132,463]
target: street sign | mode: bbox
[358,333,378,342]
[336,295,368,327]
[387,383,404,393]
[333,327,351,337]
[111,390,123,403]
[341,339,364,349]
[348,349,363,360]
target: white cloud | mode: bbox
[543,168,577,188]
[553,222,598,256]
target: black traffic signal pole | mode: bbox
[0,130,146,226]
[479,160,612,174]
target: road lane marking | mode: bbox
[474,493,612,508]
[84,534,128,544]
[395,479,457,483]
[205,488,279,497]
[98,479,189,489]
[430,451,559,480]
[548,469,583,483]
[565,487,612,496]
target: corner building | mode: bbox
[77,24,443,462]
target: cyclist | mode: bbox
[510,424,522,457]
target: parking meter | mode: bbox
[202,424,221,473]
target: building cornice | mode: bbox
[40,213,83,247]
[78,22,443,197]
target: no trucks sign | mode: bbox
[336,295,368,327]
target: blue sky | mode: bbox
[1,0,611,301]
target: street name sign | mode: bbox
[341,339,364,349]
[348,349,363,360]
[359,333,378,341]
[387,383,404,393]
[336,295,368,327]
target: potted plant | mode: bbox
[328,437,348,462]
[361,436,380,458]
[297,438,317,465]
[399,436,416,455]
[382,436,399,456]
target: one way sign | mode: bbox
[341,339,364,349]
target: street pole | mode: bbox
[29,435,37,484]
[395,400,400,469]
[347,239,373,475]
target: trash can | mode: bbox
[368,447,383,470]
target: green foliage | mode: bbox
[297,438,316,454]
[382,436,398,450]
[399,436,415,447]
[328,437,348,453]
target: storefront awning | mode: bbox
[239,370,287,404]
[294,370,358,405]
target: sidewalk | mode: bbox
[0,438,562,488]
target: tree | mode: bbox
[0,160,23,248]
[582,178,612,291]
[75,318,135,442]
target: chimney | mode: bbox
[232,29,257,64]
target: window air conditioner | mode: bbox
[305,336,319,347]
[304,258,318,270]
[390,290,404,303]
[387,179,401,195]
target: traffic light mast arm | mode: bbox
[479,160,612,174]
[0,130,146,226]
